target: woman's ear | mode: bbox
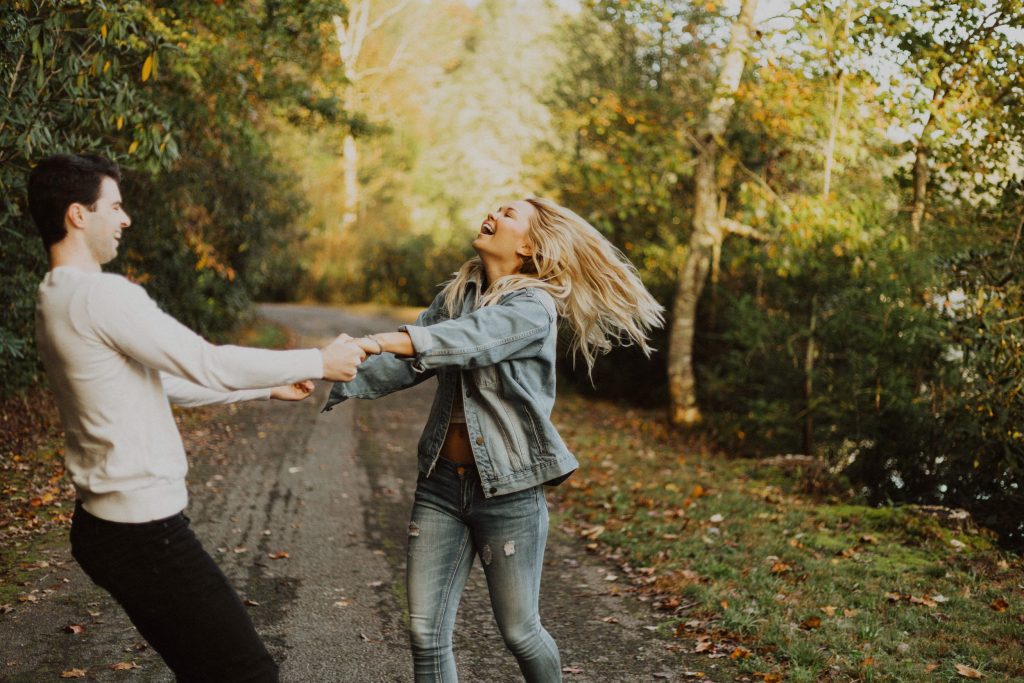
[516,241,534,258]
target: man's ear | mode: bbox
[66,202,88,230]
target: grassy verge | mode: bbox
[549,393,1024,683]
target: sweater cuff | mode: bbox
[300,348,325,381]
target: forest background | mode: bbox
[1,0,1023,553]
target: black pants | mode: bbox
[70,501,279,682]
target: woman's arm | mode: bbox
[355,288,556,372]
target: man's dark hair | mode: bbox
[27,154,122,249]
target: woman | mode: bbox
[323,197,663,682]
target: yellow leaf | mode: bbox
[128,140,139,155]
[116,115,124,130]
[101,24,107,40]
[955,663,985,678]
[61,670,87,679]
[141,54,153,82]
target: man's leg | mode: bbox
[70,502,278,683]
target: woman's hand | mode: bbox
[270,380,315,401]
[355,336,384,355]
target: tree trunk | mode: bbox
[910,115,934,234]
[802,296,817,455]
[342,132,358,230]
[667,0,760,425]
[822,71,844,201]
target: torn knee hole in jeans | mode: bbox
[408,522,421,538]
[503,540,515,556]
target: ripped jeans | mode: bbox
[406,458,561,683]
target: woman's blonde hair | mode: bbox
[440,197,665,372]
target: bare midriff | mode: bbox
[440,380,475,465]
[439,422,475,464]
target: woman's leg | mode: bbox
[407,466,476,683]
[471,485,561,683]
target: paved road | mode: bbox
[0,304,723,682]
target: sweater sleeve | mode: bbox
[76,275,323,391]
[160,372,271,407]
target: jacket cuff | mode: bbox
[398,324,434,372]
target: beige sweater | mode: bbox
[35,267,323,523]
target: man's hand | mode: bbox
[270,380,315,401]
[320,334,367,382]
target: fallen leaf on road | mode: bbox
[334,598,353,607]
[60,670,87,679]
[955,663,985,678]
[682,672,706,679]
[110,661,140,671]
[64,623,85,634]
[367,580,384,588]
[267,550,289,560]
[600,616,619,624]
[243,598,260,607]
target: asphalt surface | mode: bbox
[0,304,723,682]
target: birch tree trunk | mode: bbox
[910,114,934,234]
[822,71,845,201]
[667,0,760,425]
[332,0,411,231]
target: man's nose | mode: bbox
[122,212,132,228]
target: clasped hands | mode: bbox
[271,332,393,403]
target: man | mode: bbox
[28,153,363,682]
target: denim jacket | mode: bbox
[323,279,578,497]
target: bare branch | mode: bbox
[367,0,415,34]
[721,218,768,241]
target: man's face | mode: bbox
[81,176,131,265]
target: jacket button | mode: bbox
[475,435,484,445]
[489,487,497,494]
